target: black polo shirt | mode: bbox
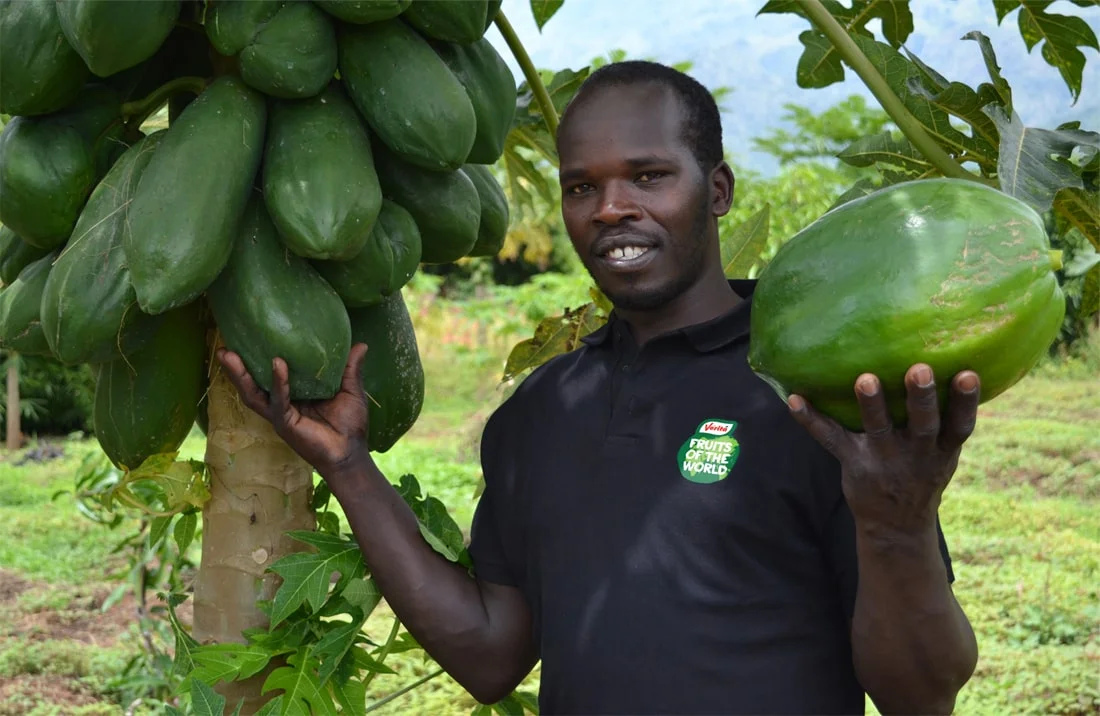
[468,279,954,715]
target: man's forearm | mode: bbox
[324,452,536,703]
[850,520,978,715]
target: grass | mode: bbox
[1,309,1097,715]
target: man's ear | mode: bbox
[711,160,735,217]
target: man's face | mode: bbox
[557,83,719,312]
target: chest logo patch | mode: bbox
[677,419,740,483]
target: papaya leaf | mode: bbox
[502,302,605,381]
[174,510,197,555]
[350,645,399,673]
[1054,186,1100,249]
[995,0,1099,102]
[394,474,470,568]
[984,104,1098,213]
[267,531,366,626]
[260,648,338,716]
[332,675,367,716]
[312,611,367,685]
[120,452,209,516]
[166,592,201,678]
[491,693,528,715]
[720,205,771,278]
[829,177,880,210]
[530,0,564,30]
[341,578,383,619]
[589,285,613,315]
[190,679,226,716]
[254,696,283,716]
[1081,265,1100,317]
[848,33,993,161]
[837,131,934,174]
[963,31,1014,112]
[185,643,273,691]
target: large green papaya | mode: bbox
[0,251,58,356]
[56,0,180,77]
[314,199,422,307]
[207,0,337,99]
[463,163,509,257]
[125,75,266,315]
[40,132,167,366]
[207,195,352,401]
[433,38,516,164]
[373,143,480,263]
[402,0,488,44]
[338,18,475,172]
[93,301,206,471]
[348,291,424,453]
[314,0,410,24]
[747,178,1067,431]
[0,84,124,248]
[0,0,89,116]
[263,83,383,261]
[0,227,50,286]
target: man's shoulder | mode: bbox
[481,343,594,438]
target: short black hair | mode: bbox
[556,60,724,173]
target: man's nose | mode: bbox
[593,183,641,225]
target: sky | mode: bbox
[483,0,1100,177]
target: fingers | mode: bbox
[340,343,369,394]
[268,356,300,430]
[215,348,270,415]
[941,370,981,450]
[853,373,893,439]
[904,364,941,443]
[788,394,852,460]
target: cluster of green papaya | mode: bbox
[0,0,515,469]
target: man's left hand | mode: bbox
[787,363,981,535]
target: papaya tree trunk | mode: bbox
[192,333,316,713]
[6,353,19,450]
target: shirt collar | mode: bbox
[580,279,757,353]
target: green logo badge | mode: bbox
[676,419,740,483]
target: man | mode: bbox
[217,61,980,715]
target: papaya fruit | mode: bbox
[433,38,516,164]
[0,251,58,356]
[348,291,424,453]
[463,163,509,257]
[313,199,422,307]
[207,195,352,401]
[338,18,476,172]
[263,83,383,261]
[747,178,1067,431]
[205,0,282,56]
[56,0,181,78]
[40,132,167,366]
[402,0,488,45]
[314,0,410,24]
[373,142,480,264]
[0,0,90,116]
[125,75,266,315]
[239,1,338,99]
[93,301,207,471]
[0,227,50,286]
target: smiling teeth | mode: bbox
[608,246,648,260]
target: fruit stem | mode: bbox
[1049,249,1064,271]
[799,0,985,184]
[495,10,559,139]
[121,76,208,130]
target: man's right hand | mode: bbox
[215,342,372,481]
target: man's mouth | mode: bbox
[603,245,651,261]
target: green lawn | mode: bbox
[1,336,1097,715]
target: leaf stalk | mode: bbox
[495,11,560,139]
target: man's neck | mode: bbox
[615,272,740,347]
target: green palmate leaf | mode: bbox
[166,592,201,678]
[530,0,564,30]
[120,453,210,516]
[984,104,1099,213]
[1082,265,1100,317]
[350,645,399,674]
[848,33,994,162]
[255,696,283,716]
[395,474,471,567]
[342,577,383,618]
[267,531,366,626]
[317,511,340,535]
[261,648,338,716]
[190,679,226,716]
[837,130,934,174]
[502,302,605,381]
[332,675,367,716]
[963,31,1014,112]
[758,0,913,88]
[174,510,197,555]
[721,205,771,277]
[150,514,173,547]
[996,0,1099,102]
[313,612,368,685]
[186,643,273,691]
[1054,186,1100,249]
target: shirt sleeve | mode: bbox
[823,494,956,620]
[466,400,522,587]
